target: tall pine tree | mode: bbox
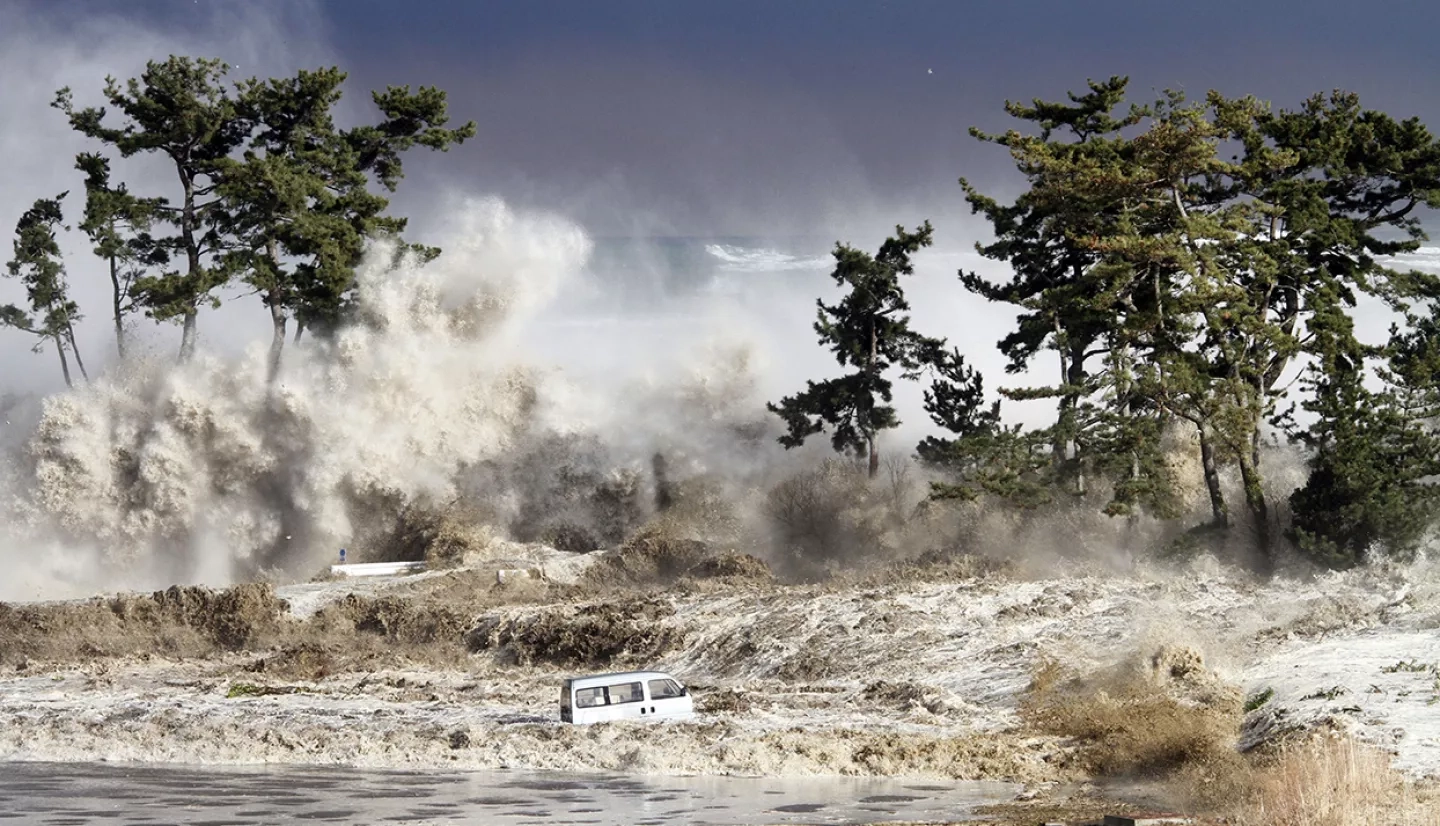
[769,222,941,478]
[54,56,252,363]
[3,196,87,388]
[74,152,169,360]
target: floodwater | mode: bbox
[0,762,1019,825]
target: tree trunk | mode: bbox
[65,323,88,383]
[178,168,201,365]
[265,239,287,384]
[110,253,126,361]
[293,320,305,345]
[867,317,879,479]
[1236,445,1273,573]
[179,308,198,363]
[1197,422,1229,528]
[267,295,286,385]
[1052,319,1069,473]
[1066,340,1087,496]
[53,335,73,390]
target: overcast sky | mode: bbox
[16,0,1440,238]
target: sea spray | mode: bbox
[0,197,593,599]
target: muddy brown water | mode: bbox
[0,762,1018,825]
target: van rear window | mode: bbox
[575,687,606,708]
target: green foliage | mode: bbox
[54,56,251,360]
[1244,687,1275,713]
[74,152,169,359]
[3,196,86,387]
[951,75,1440,567]
[914,346,1054,506]
[768,222,941,477]
[217,67,474,356]
[225,682,299,698]
[53,55,476,364]
[951,77,1193,517]
[1287,303,1440,568]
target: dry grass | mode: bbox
[0,584,290,664]
[1231,737,1440,826]
[465,597,684,667]
[1019,647,1245,784]
[1017,648,1439,825]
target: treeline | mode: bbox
[4,55,475,383]
[773,77,1440,572]
[10,63,1439,572]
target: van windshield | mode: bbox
[648,678,683,699]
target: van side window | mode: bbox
[606,681,644,704]
[648,678,683,699]
[575,687,606,708]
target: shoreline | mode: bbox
[3,554,1439,824]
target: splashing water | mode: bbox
[0,197,599,600]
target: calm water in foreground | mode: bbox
[0,762,1018,825]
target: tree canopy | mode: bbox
[768,223,942,478]
[939,76,1440,569]
[51,55,475,369]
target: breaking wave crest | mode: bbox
[704,243,830,273]
[0,196,777,601]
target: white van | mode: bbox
[560,670,696,724]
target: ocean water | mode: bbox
[0,762,1017,826]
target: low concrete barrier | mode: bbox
[328,561,428,577]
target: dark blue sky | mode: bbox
[28,0,1440,237]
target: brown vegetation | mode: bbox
[1231,737,1440,826]
[1019,646,1246,785]
[466,597,684,667]
[1013,646,1440,826]
[0,583,289,664]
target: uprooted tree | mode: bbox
[768,222,943,478]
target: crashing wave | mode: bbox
[0,197,602,599]
[704,243,830,273]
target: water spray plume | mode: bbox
[0,197,592,600]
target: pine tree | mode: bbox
[1288,294,1440,568]
[74,152,169,361]
[3,196,87,388]
[1204,89,1440,561]
[769,222,941,478]
[957,78,1440,570]
[954,77,1185,517]
[914,346,1055,506]
[54,56,252,363]
[218,69,476,377]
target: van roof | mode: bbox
[565,670,680,688]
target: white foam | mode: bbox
[704,243,830,273]
[0,196,592,599]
